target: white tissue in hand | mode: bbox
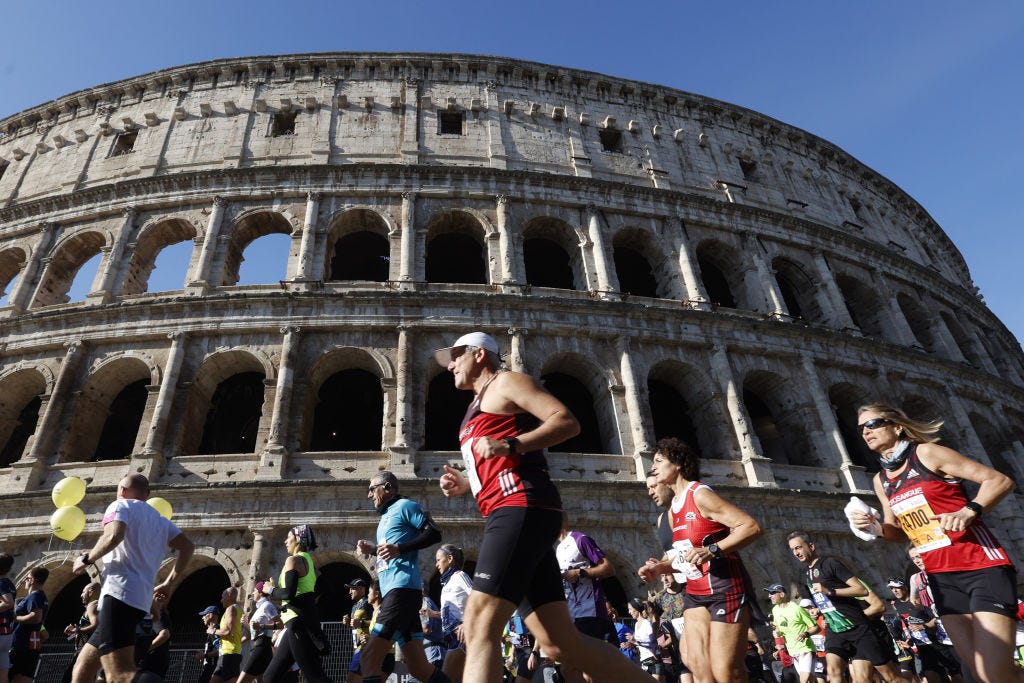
[845,496,883,541]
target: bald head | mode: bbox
[119,473,150,500]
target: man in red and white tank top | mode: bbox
[436,331,657,683]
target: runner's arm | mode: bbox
[684,486,762,564]
[918,442,1015,532]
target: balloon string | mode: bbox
[47,533,53,553]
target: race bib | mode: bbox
[670,539,703,582]
[890,493,952,553]
[460,439,483,495]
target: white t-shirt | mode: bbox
[632,617,656,661]
[440,570,473,635]
[99,498,181,612]
[251,597,280,638]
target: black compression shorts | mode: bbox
[88,595,146,655]
[371,587,424,646]
[824,622,891,666]
[929,565,1018,618]
[472,506,565,618]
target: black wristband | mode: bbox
[81,553,93,566]
[964,501,983,517]
[503,437,520,455]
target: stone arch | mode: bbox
[324,207,393,282]
[540,353,620,454]
[968,411,1020,488]
[835,273,888,339]
[314,556,373,621]
[180,349,272,456]
[521,216,584,291]
[0,367,48,467]
[611,226,670,299]
[164,551,236,640]
[31,230,108,308]
[647,359,727,460]
[939,311,986,367]
[424,209,489,284]
[423,364,473,451]
[771,256,825,323]
[741,370,814,466]
[121,217,198,296]
[896,292,937,353]
[301,347,391,452]
[60,355,154,463]
[827,381,878,472]
[220,209,293,286]
[0,246,26,302]
[695,239,745,310]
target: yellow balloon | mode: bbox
[147,497,172,520]
[52,477,87,508]
[50,506,86,542]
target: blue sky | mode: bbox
[2,1,1023,345]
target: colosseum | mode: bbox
[2,51,1023,672]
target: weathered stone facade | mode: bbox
[2,53,1023,629]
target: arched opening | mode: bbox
[835,274,887,338]
[772,257,824,323]
[0,396,40,467]
[93,378,148,461]
[647,378,703,458]
[969,412,1020,489]
[827,382,877,472]
[122,218,197,296]
[168,564,230,644]
[43,573,91,638]
[0,368,47,467]
[940,312,985,367]
[897,293,937,352]
[309,369,383,451]
[743,389,788,464]
[541,372,604,454]
[329,232,389,282]
[197,372,266,455]
[696,246,738,309]
[425,210,487,284]
[31,232,107,307]
[316,561,373,622]
[742,371,814,467]
[221,211,293,286]
[423,372,473,450]
[524,237,575,290]
[613,245,658,297]
[0,247,26,307]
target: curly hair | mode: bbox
[654,437,700,481]
[857,403,943,444]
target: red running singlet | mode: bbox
[670,481,750,596]
[880,444,1010,574]
[458,374,562,517]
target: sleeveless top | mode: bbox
[879,444,1011,573]
[458,372,562,517]
[219,604,244,654]
[669,481,749,596]
[280,551,318,624]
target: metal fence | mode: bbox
[33,622,418,683]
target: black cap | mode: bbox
[763,583,785,594]
[346,578,368,589]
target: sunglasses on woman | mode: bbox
[858,418,891,431]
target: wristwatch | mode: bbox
[80,553,93,566]
[503,437,521,455]
[964,501,983,517]
[706,543,722,559]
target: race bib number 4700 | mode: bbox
[890,493,951,553]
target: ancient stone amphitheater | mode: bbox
[2,53,1023,638]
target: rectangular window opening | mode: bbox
[438,111,464,135]
[110,130,138,157]
[739,158,757,180]
[599,128,623,153]
[271,110,298,137]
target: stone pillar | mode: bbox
[967,328,1000,374]
[800,356,867,492]
[585,206,617,295]
[617,337,654,480]
[13,340,87,491]
[929,313,967,363]
[8,222,60,312]
[245,526,272,610]
[495,195,515,285]
[744,233,787,318]
[187,196,226,291]
[135,331,189,480]
[398,192,416,286]
[811,250,857,329]
[87,206,136,304]
[293,192,321,283]
[507,327,528,374]
[257,326,301,480]
[672,219,710,309]
[390,325,415,476]
[708,344,776,487]
[871,270,919,347]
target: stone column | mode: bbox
[257,326,301,480]
[398,192,416,286]
[187,196,226,291]
[708,344,776,487]
[507,327,528,374]
[390,325,415,476]
[293,192,321,283]
[800,356,867,492]
[871,270,919,347]
[744,233,787,318]
[14,340,87,491]
[245,526,272,610]
[134,331,189,480]
[672,219,710,309]
[495,195,516,285]
[928,313,967,363]
[618,337,654,480]
[585,206,617,295]
[8,222,60,313]
[87,206,136,304]
[811,250,857,329]
[967,328,999,374]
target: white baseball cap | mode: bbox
[433,332,500,367]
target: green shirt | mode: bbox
[771,600,817,655]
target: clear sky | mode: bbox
[2,1,1022,344]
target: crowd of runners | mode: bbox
[2,331,1022,683]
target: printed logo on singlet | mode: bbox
[497,468,520,496]
[906,468,921,479]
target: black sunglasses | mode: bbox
[858,418,891,431]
